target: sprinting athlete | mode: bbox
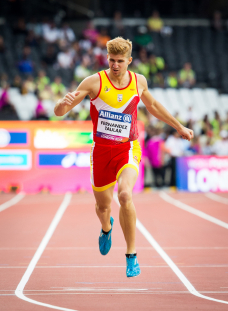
[54,37,194,278]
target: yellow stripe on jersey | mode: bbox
[98,70,138,109]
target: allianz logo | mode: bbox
[99,110,132,123]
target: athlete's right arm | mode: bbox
[54,74,100,116]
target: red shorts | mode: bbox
[90,140,142,192]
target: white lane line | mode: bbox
[3,265,228,269]
[2,246,228,250]
[15,192,78,311]
[205,193,228,205]
[114,193,228,305]
[0,192,25,212]
[160,191,228,230]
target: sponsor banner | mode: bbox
[176,156,228,192]
[0,149,32,170]
[0,129,28,147]
[0,121,144,193]
[34,129,93,149]
[38,152,90,168]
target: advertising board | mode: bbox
[176,156,228,192]
[0,121,144,193]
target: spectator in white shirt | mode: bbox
[57,48,74,69]
[212,130,228,156]
[43,22,60,44]
[59,23,76,43]
[165,131,185,187]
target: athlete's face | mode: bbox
[107,53,132,76]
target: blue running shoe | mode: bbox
[99,216,114,255]
[126,254,141,278]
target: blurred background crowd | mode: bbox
[0,0,228,187]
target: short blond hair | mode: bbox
[106,37,132,58]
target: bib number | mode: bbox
[96,110,132,142]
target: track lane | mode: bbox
[0,194,65,311]
[20,193,228,310]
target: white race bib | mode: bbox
[96,110,132,142]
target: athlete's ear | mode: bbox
[128,57,133,65]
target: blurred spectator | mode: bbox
[136,49,150,80]
[12,75,22,89]
[83,21,99,44]
[179,62,196,88]
[137,106,150,126]
[96,28,111,48]
[26,18,43,39]
[18,46,33,74]
[211,111,221,136]
[24,76,36,93]
[74,55,91,83]
[111,11,125,38]
[201,137,212,155]
[42,45,57,67]
[79,35,92,51]
[78,103,90,120]
[212,11,223,32]
[57,47,74,69]
[165,131,185,186]
[25,30,39,47]
[134,26,153,51]
[147,10,164,33]
[43,21,60,44]
[201,114,213,137]
[152,73,164,88]
[59,23,76,43]
[34,96,49,120]
[222,112,228,131]
[39,85,53,100]
[212,130,228,155]
[36,70,50,91]
[0,83,19,120]
[13,18,28,36]
[166,72,178,88]
[187,136,201,155]
[149,54,165,74]
[0,36,6,54]
[144,127,167,188]
[0,73,8,87]
[69,41,81,63]
[51,76,65,95]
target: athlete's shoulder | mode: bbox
[135,73,148,90]
[83,72,100,84]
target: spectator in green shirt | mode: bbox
[166,72,178,88]
[149,54,165,74]
[51,76,65,95]
[179,62,196,88]
[36,70,50,91]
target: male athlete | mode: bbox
[54,37,194,278]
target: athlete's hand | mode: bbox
[60,91,80,107]
[177,126,194,141]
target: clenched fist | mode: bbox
[177,126,194,141]
[54,91,81,116]
[60,91,80,106]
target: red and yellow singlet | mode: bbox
[90,70,142,191]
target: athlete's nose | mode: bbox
[113,62,119,69]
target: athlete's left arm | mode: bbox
[138,75,194,141]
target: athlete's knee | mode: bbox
[96,203,111,212]
[118,190,132,207]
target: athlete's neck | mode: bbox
[106,69,130,88]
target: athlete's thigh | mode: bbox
[117,167,138,194]
[93,184,115,208]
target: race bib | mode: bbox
[96,110,132,142]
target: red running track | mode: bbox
[0,191,228,310]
